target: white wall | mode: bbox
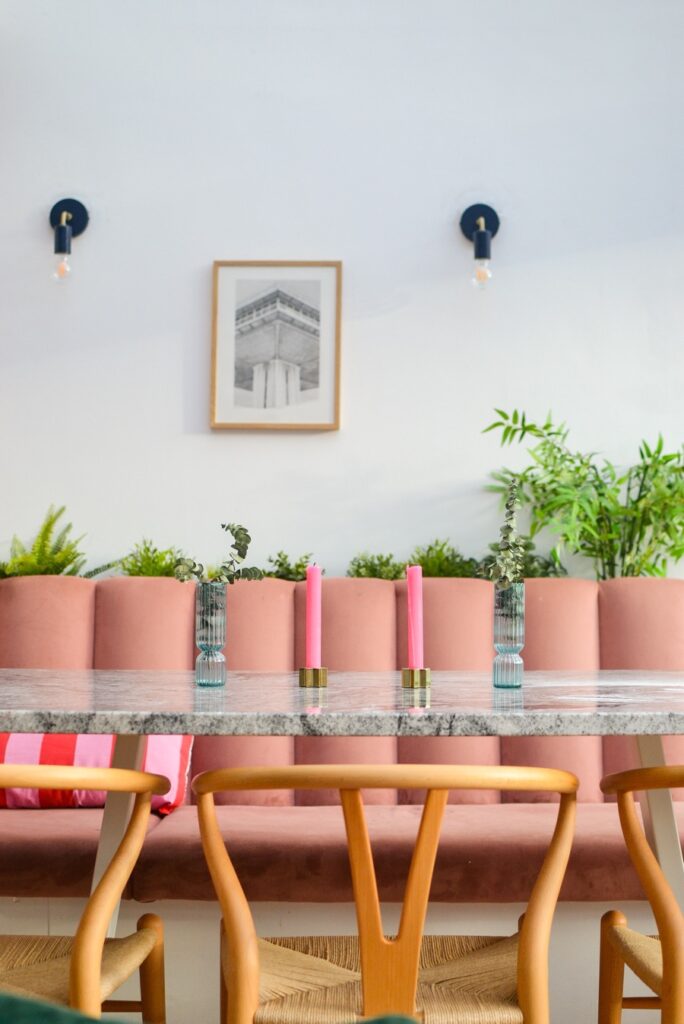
[1,0,683,575]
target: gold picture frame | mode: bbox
[211,261,342,431]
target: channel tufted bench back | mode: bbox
[0,575,683,807]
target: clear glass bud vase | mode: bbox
[195,581,227,687]
[493,581,524,689]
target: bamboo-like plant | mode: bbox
[484,409,684,579]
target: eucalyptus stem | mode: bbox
[174,523,263,585]
[490,479,526,587]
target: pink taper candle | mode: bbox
[406,565,424,669]
[305,564,322,669]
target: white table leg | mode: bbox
[91,734,147,937]
[636,734,684,910]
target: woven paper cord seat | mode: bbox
[0,764,168,1022]
[194,764,577,1024]
[0,929,157,1004]
[252,934,522,1024]
[598,766,684,1023]
[607,928,662,996]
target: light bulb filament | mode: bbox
[53,255,71,281]
[472,259,492,287]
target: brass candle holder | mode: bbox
[298,667,328,688]
[401,668,431,689]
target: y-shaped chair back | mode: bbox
[194,764,577,1024]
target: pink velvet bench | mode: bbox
[0,575,683,905]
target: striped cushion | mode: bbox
[0,734,192,814]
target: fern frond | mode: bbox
[31,505,62,562]
[2,506,87,577]
[9,535,26,559]
[52,524,72,555]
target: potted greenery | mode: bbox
[175,523,262,687]
[346,552,405,580]
[409,539,480,577]
[0,506,115,580]
[490,480,526,689]
[485,409,684,578]
[345,538,563,581]
[263,551,312,581]
[120,539,185,577]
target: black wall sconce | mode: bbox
[49,198,89,281]
[460,203,500,288]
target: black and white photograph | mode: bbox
[211,262,341,429]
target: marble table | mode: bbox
[1,667,684,929]
[3,666,684,735]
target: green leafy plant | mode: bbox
[485,479,526,587]
[347,552,405,580]
[0,505,88,578]
[120,539,184,577]
[175,523,263,584]
[263,551,312,581]
[478,536,567,580]
[484,409,684,579]
[409,539,480,578]
[203,565,224,581]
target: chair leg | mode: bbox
[138,913,166,1024]
[598,910,627,1024]
[220,919,229,1024]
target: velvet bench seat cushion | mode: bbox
[0,802,662,903]
[0,810,162,898]
[132,802,663,905]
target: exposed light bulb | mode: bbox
[472,259,492,287]
[53,254,71,281]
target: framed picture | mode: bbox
[211,261,342,430]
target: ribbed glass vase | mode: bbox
[493,581,525,689]
[195,581,227,687]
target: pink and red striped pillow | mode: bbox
[0,733,192,814]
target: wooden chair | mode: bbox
[193,764,578,1024]
[598,766,684,1024]
[0,764,168,1022]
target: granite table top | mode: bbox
[1,668,684,737]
